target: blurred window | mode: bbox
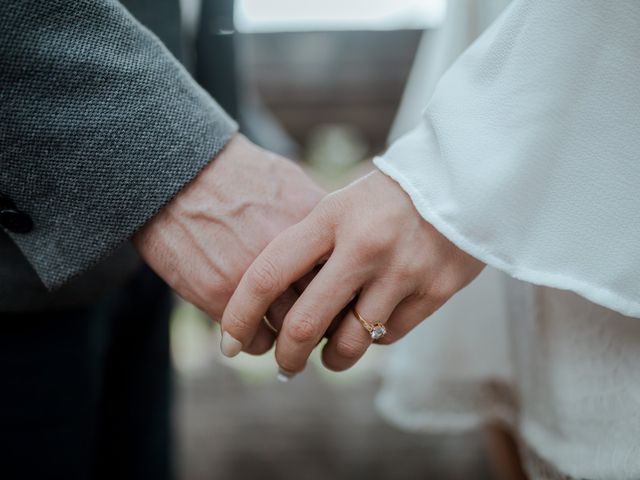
[235,0,446,32]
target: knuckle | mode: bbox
[427,272,459,305]
[403,253,429,276]
[321,192,346,213]
[287,310,319,344]
[315,194,345,225]
[249,256,282,296]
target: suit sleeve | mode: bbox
[0,0,238,289]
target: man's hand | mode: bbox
[133,134,324,354]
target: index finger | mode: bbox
[220,216,333,356]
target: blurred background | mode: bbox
[170,0,496,478]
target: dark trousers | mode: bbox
[0,267,173,480]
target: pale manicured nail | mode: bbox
[277,368,296,383]
[220,332,243,358]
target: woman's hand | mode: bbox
[220,170,485,375]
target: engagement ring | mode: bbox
[353,308,387,341]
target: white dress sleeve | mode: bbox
[374,0,640,317]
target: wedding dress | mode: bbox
[375,1,640,479]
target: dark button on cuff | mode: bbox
[0,194,33,233]
[0,208,33,234]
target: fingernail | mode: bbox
[221,332,243,358]
[277,368,296,383]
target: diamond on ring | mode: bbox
[370,324,387,340]
[353,308,387,341]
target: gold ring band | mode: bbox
[353,308,387,341]
[263,315,279,334]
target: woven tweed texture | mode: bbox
[0,0,237,290]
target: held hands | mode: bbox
[221,170,485,377]
[134,133,482,373]
[134,134,325,355]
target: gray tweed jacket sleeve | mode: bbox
[0,0,238,290]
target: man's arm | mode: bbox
[0,0,236,289]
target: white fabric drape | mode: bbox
[375,0,640,317]
[375,1,640,478]
[388,0,510,143]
